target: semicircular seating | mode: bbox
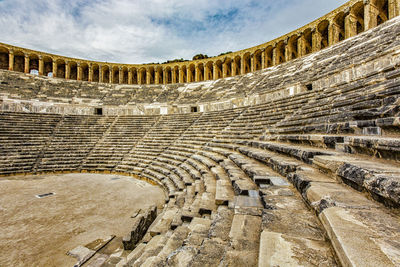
[1,14,400,267]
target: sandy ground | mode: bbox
[0,173,165,267]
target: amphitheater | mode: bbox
[1,0,400,266]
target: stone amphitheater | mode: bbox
[1,0,400,266]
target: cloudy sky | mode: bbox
[0,0,347,64]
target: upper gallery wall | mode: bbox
[0,0,398,86]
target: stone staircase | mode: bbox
[81,115,159,171]
[36,115,115,172]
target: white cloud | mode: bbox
[0,0,348,64]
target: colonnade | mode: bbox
[0,0,398,85]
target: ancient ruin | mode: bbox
[0,0,400,266]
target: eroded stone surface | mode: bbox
[259,231,337,267]
[314,154,400,207]
[320,207,400,267]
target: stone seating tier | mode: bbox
[2,16,400,267]
[2,107,399,266]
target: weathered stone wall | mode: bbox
[122,206,157,250]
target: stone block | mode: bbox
[305,182,380,213]
[258,231,337,267]
[362,126,382,135]
[149,208,176,236]
[319,207,400,267]
[229,214,261,251]
[232,179,258,195]
[215,179,235,205]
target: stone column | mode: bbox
[38,56,44,75]
[272,47,279,66]
[312,29,321,52]
[128,70,133,84]
[178,68,183,83]
[146,68,151,84]
[109,68,113,84]
[77,63,82,81]
[24,55,30,73]
[284,40,291,62]
[194,65,198,82]
[157,69,162,83]
[240,56,245,75]
[345,11,358,39]
[298,35,306,57]
[212,63,217,80]
[8,51,14,71]
[99,65,103,83]
[52,61,57,78]
[186,67,190,82]
[88,64,93,82]
[261,50,265,69]
[163,68,168,84]
[204,65,209,80]
[157,69,161,84]
[250,54,255,72]
[232,60,237,76]
[137,70,142,85]
[191,67,195,82]
[328,23,336,46]
[222,62,227,78]
[119,67,123,84]
[154,70,159,84]
[172,68,179,83]
[364,0,379,30]
[65,61,70,79]
[171,69,175,83]
[389,0,400,19]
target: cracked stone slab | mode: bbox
[319,207,400,267]
[259,231,338,267]
[67,246,96,267]
[313,154,400,207]
[215,179,235,205]
[305,182,381,213]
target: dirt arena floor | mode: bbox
[0,173,165,267]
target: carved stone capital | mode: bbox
[344,7,351,16]
[284,37,290,45]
